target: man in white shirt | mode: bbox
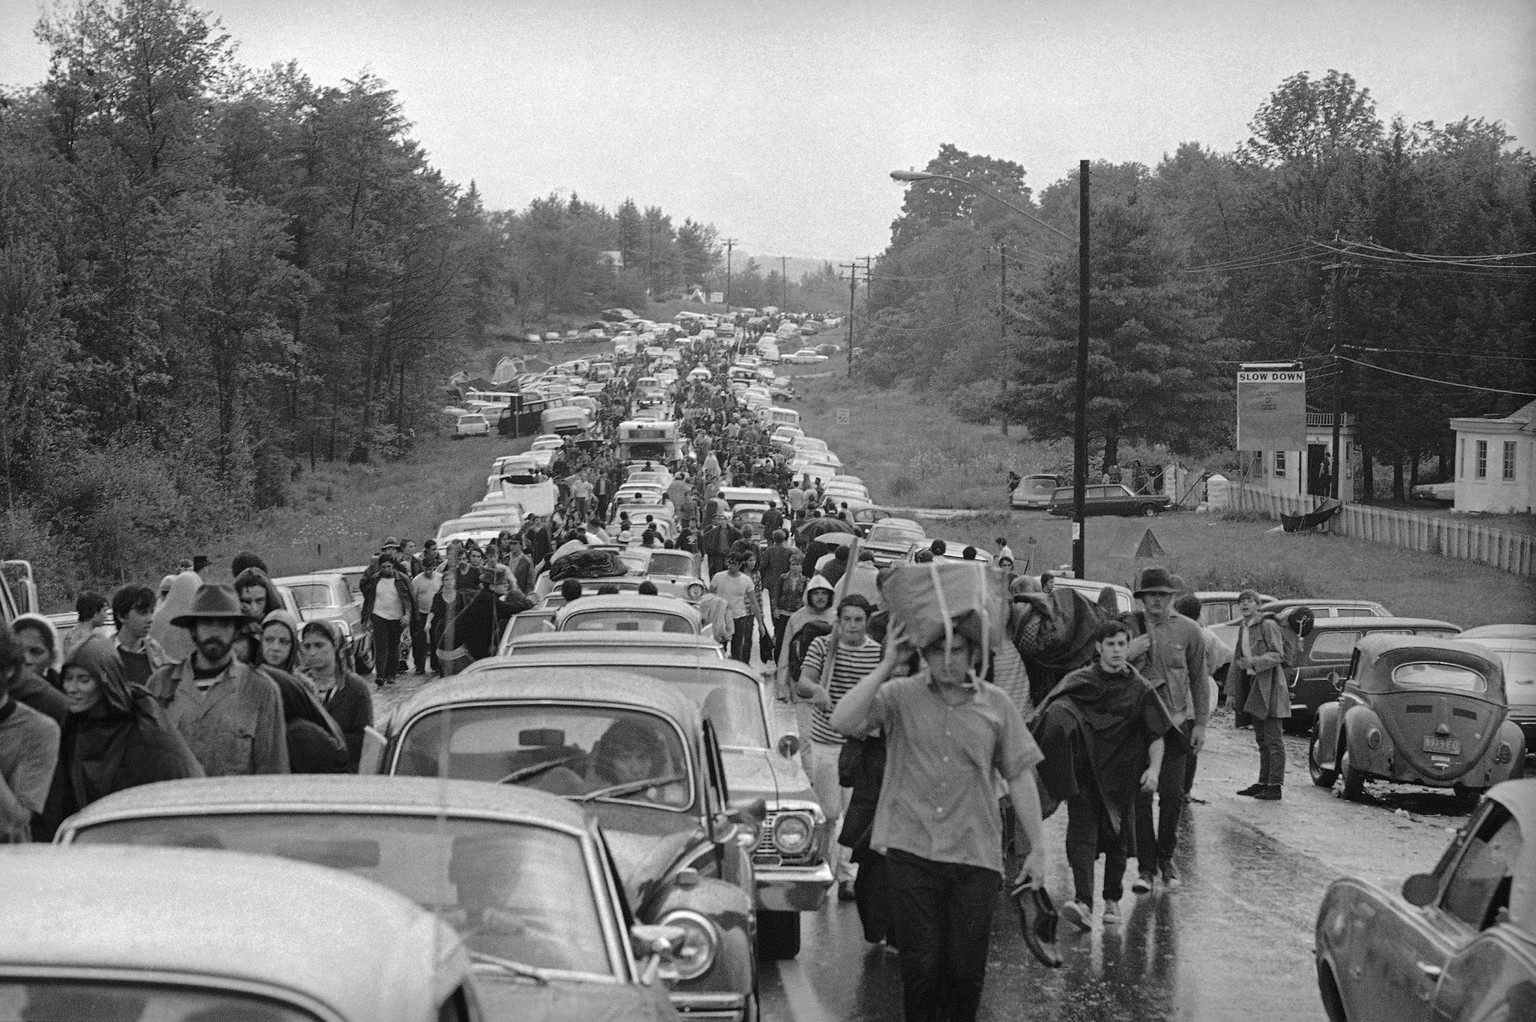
[710,556,760,665]
[410,558,443,676]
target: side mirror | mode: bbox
[1329,672,1345,693]
[1402,873,1439,907]
[777,734,801,759]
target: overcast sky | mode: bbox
[3,0,1532,260]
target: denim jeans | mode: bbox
[887,849,1001,1022]
[729,614,754,664]
[371,615,404,681]
[1135,720,1192,868]
[1255,716,1286,786]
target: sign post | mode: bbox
[1237,363,1306,493]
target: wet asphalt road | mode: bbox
[756,710,1471,1022]
[371,672,1471,1022]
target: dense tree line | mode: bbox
[862,73,1536,496]
[0,0,729,589]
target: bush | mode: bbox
[1179,559,1309,599]
[888,474,919,498]
[0,502,86,610]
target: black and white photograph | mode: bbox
[0,1,1533,1020]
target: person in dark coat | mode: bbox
[298,621,373,773]
[1032,619,1176,931]
[451,569,535,662]
[259,611,349,774]
[35,637,203,839]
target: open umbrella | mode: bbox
[812,531,856,548]
[795,517,856,544]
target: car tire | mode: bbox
[1339,749,1366,801]
[1308,722,1338,787]
[1451,784,1483,806]
[756,909,801,960]
[1140,504,1159,517]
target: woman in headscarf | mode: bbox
[11,613,63,690]
[8,613,70,723]
[256,611,348,774]
[299,620,373,772]
[148,571,202,664]
[34,637,204,840]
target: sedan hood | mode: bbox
[475,975,673,1021]
[722,747,815,805]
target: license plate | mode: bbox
[1423,736,1461,755]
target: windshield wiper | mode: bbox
[469,951,552,985]
[578,772,688,802]
[498,755,578,786]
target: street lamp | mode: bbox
[889,165,1092,580]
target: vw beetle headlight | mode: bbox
[687,582,704,600]
[773,812,813,856]
[658,909,717,981]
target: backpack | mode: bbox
[787,621,834,684]
[1261,607,1313,669]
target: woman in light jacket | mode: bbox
[1230,590,1289,801]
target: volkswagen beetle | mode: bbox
[1315,779,1536,1022]
[1310,635,1526,801]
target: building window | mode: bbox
[1274,451,1286,478]
[1476,440,1488,479]
[1504,441,1517,481]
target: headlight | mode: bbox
[687,582,704,600]
[658,909,717,981]
[773,812,813,856]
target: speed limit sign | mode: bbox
[835,408,850,425]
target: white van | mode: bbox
[760,406,799,430]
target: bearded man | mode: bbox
[147,583,288,776]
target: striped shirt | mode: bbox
[801,635,884,745]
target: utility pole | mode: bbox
[781,255,788,310]
[723,238,737,312]
[840,259,865,379]
[1072,160,1090,580]
[998,245,1009,438]
[1326,249,1345,500]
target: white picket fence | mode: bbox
[1230,483,1536,577]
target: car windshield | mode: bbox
[1391,661,1488,693]
[646,552,696,576]
[286,583,339,611]
[0,982,316,1021]
[397,707,693,811]
[1020,477,1058,495]
[71,813,615,978]
[561,610,696,634]
[868,523,923,544]
[1494,648,1536,685]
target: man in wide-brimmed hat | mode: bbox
[1124,567,1208,896]
[147,583,289,776]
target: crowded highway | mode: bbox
[2,310,1529,1022]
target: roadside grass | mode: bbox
[913,510,1536,629]
[784,373,1065,509]
[204,434,517,580]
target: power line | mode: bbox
[1346,344,1536,363]
[1336,355,1536,397]
[1337,238,1536,266]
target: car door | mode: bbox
[1429,802,1528,1021]
[1340,806,1501,1022]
